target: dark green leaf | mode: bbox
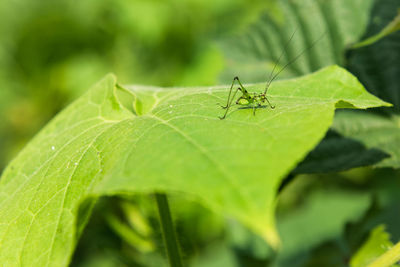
[351,8,400,49]
[295,130,390,174]
[332,110,400,168]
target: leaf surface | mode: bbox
[0,67,389,266]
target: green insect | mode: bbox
[218,75,276,120]
[219,29,325,120]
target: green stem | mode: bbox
[367,241,400,267]
[155,193,183,267]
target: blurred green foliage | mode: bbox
[1,0,400,266]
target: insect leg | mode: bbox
[264,96,275,109]
[235,77,249,96]
[220,76,239,109]
[219,87,241,120]
[253,103,263,116]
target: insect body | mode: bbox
[219,29,325,120]
[219,76,275,120]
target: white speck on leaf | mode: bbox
[51,146,55,151]
[169,105,173,108]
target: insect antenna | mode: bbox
[264,30,327,95]
[264,28,298,94]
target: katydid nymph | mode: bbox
[219,29,325,120]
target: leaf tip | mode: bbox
[104,72,117,82]
[258,225,281,250]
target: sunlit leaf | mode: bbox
[0,67,389,266]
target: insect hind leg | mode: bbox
[219,76,239,109]
[219,87,241,120]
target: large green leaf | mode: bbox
[0,67,388,266]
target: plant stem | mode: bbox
[367,241,400,267]
[155,193,183,267]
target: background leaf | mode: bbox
[276,187,371,267]
[350,225,395,267]
[276,169,400,267]
[351,8,400,48]
[294,129,390,174]
[219,0,374,84]
[332,110,400,168]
